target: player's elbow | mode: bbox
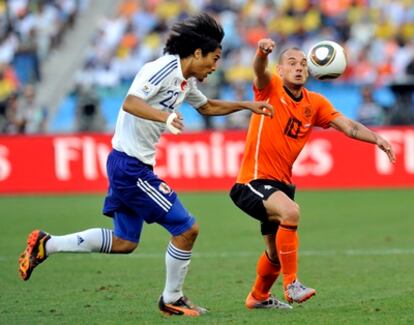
[197,101,214,116]
[343,125,358,139]
[122,95,135,114]
[334,117,357,138]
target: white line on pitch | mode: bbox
[2,248,414,262]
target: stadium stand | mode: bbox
[1,0,413,133]
[0,0,118,133]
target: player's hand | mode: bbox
[247,101,274,118]
[257,38,276,54]
[166,112,184,134]
[377,137,396,164]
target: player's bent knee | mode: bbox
[282,204,300,225]
[172,223,199,249]
[112,237,138,254]
[184,223,199,242]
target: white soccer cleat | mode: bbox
[284,280,316,303]
[245,292,292,309]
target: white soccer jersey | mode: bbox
[112,54,208,165]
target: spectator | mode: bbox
[389,82,414,126]
[0,64,18,99]
[75,84,106,132]
[0,64,19,132]
[16,84,47,133]
[4,92,23,133]
[356,86,385,126]
[13,27,41,84]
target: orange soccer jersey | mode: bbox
[237,74,342,185]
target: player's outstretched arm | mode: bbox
[254,38,275,90]
[197,99,273,117]
[123,94,184,132]
[330,115,396,163]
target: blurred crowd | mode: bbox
[72,0,414,130]
[75,0,414,86]
[0,0,87,134]
[1,0,414,134]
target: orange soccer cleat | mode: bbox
[18,230,50,281]
[158,295,207,316]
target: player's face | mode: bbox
[193,48,221,81]
[277,49,308,87]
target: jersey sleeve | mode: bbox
[184,78,208,108]
[253,74,280,100]
[313,92,342,128]
[127,62,166,101]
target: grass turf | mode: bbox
[1,189,413,324]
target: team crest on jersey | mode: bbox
[159,182,172,194]
[180,80,187,90]
[141,83,152,94]
[303,106,312,118]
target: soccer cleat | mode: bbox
[284,279,316,303]
[18,230,50,281]
[245,292,292,309]
[158,295,207,316]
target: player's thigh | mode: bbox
[263,190,299,221]
[105,149,179,224]
[112,210,144,244]
[156,197,196,238]
[230,180,296,221]
[229,183,268,222]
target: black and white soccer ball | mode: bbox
[307,41,347,80]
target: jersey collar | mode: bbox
[175,54,185,81]
[283,85,303,102]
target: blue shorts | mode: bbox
[102,150,195,243]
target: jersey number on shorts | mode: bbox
[284,117,302,139]
[160,90,179,110]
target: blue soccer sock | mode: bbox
[162,242,192,303]
[45,228,113,255]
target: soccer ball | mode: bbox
[307,41,347,80]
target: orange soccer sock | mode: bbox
[276,224,298,289]
[251,251,281,301]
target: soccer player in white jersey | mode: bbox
[18,13,273,317]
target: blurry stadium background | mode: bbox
[1,1,414,324]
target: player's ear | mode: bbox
[194,48,202,59]
[276,64,283,77]
[304,65,309,78]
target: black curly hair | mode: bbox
[163,13,224,58]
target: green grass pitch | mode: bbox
[1,189,414,324]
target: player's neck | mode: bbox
[283,84,303,101]
[180,57,192,79]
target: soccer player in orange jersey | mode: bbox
[230,38,396,309]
